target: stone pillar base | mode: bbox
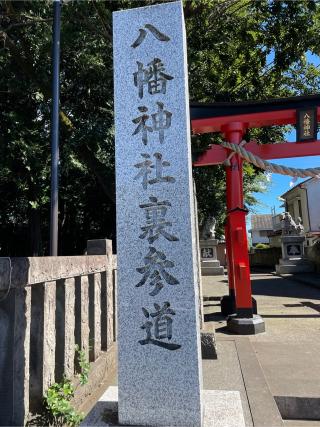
[221,294,236,316]
[202,265,224,276]
[276,258,314,274]
[227,314,265,335]
[221,295,257,316]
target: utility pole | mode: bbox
[50,0,61,256]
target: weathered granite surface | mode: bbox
[113,2,202,425]
[0,256,109,290]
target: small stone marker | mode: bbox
[113,1,203,426]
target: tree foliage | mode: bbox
[0,0,319,254]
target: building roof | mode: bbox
[250,214,273,231]
[280,177,312,198]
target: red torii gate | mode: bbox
[191,94,320,334]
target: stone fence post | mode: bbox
[87,239,116,351]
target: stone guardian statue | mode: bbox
[201,215,216,240]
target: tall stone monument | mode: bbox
[113,2,203,426]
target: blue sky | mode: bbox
[252,130,320,215]
[251,51,320,215]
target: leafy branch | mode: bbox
[75,344,91,386]
[33,346,91,427]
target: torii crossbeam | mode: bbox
[191,94,320,334]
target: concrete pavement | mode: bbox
[203,272,320,427]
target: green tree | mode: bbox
[0,0,319,253]
[185,0,320,235]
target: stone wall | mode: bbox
[305,243,320,273]
[250,244,320,271]
[0,242,117,426]
[249,247,282,268]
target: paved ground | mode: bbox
[203,272,320,427]
[82,272,320,427]
[204,272,320,344]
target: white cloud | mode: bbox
[265,172,272,182]
[289,176,298,188]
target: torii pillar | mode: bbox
[221,123,263,334]
[191,94,320,334]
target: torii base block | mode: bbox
[221,294,236,317]
[227,314,265,335]
[221,294,258,317]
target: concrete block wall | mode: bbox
[0,241,117,426]
[249,247,282,268]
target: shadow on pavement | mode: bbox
[251,275,320,300]
[260,314,319,318]
[214,325,234,334]
[204,312,225,322]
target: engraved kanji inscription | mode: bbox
[136,246,179,296]
[139,302,181,350]
[151,102,172,144]
[139,196,179,243]
[303,113,311,137]
[134,58,174,99]
[134,153,175,190]
[132,102,172,144]
[131,24,170,48]
[201,248,213,259]
[132,106,152,145]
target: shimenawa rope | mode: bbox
[221,140,320,179]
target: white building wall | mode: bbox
[307,179,320,232]
[251,230,269,245]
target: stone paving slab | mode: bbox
[253,342,320,398]
[202,390,245,427]
[81,386,246,427]
[235,339,283,427]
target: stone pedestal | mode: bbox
[276,235,314,274]
[200,239,224,276]
[87,239,112,258]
